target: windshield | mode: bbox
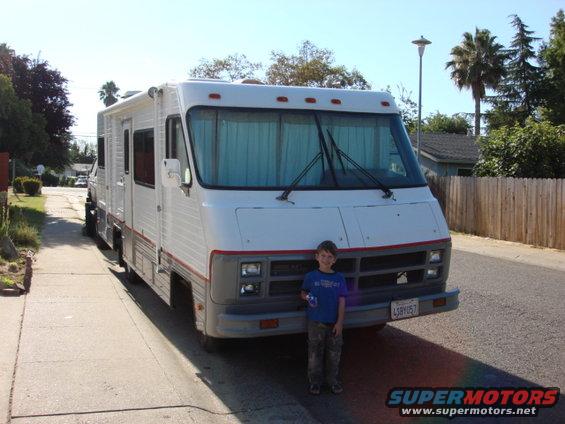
[187,107,426,189]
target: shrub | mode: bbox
[41,173,59,187]
[12,177,27,193]
[67,177,76,187]
[22,178,42,196]
[9,221,39,248]
[475,119,565,178]
[0,276,15,287]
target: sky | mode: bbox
[2,0,562,144]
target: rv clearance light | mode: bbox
[381,101,390,106]
[260,319,279,329]
[209,93,221,99]
[426,268,439,279]
[433,297,447,307]
[331,99,342,105]
[241,262,261,277]
[240,282,261,296]
[305,97,316,103]
[277,96,288,102]
[430,250,443,263]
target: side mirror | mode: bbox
[161,159,181,188]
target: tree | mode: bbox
[266,41,370,89]
[98,81,120,107]
[486,16,543,130]
[0,75,49,163]
[539,10,565,124]
[446,28,506,138]
[422,112,471,134]
[1,46,75,168]
[68,140,96,164]
[474,119,565,178]
[190,54,262,81]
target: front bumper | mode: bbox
[215,288,459,338]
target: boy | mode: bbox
[300,240,347,395]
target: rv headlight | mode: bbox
[426,268,440,279]
[430,250,443,263]
[241,262,261,277]
[240,282,261,296]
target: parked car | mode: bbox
[74,176,88,188]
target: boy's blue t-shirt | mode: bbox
[301,269,347,323]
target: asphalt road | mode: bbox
[99,247,565,424]
[41,188,564,423]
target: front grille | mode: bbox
[360,252,426,272]
[266,248,434,297]
[269,280,302,296]
[271,258,355,276]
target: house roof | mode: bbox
[408,132,479,163]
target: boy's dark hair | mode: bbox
[316,240,338,257]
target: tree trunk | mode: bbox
[474,95,481,141]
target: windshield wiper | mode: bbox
[325,129,396,200]
[276,152,323,204]
[313,113,338,186]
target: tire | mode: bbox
[125,262,142,285]
[117,244,125,268]
[84,203,96,238]
[199,332,222,353]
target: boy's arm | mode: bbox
[300,290,308,301]
[333,297,346,336]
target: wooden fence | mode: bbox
[427,176,565,250]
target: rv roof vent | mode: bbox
[187,78,229,83]
[122,90,141,99]
[234,78,264,85]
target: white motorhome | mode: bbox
[93,80,459,349]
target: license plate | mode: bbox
[391,298,419,320]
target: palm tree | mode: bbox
[446,29,506,138]
[98,81,120,107]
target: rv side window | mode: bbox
[124,129,129,174]
[166,116,191,185]
[133,129,155,187]
[97,137,105,168]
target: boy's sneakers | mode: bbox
[309,384,321,395]
[330,383,343,394]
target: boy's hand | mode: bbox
[332,322,343,337]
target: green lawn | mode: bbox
[6,193,46,249]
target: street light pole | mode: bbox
[412,36,431,165]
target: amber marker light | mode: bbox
[305,97,316,103]
[381,101,390,106]
[277,96,288,102]
[260,319,279,329]
[209,93,221,99]
[433,298,447,307]
[331,99,342,105]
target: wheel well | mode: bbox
[170,272,196,323]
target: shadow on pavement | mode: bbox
[104,260,563,424]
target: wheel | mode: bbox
[125,262,142,284]
[84,203,96,237]
[117,244,125,268]
[199,332,222,353]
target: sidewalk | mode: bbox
[1,192,313,424]
[451,233,565,273]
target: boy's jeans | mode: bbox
[307,320,343,386]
